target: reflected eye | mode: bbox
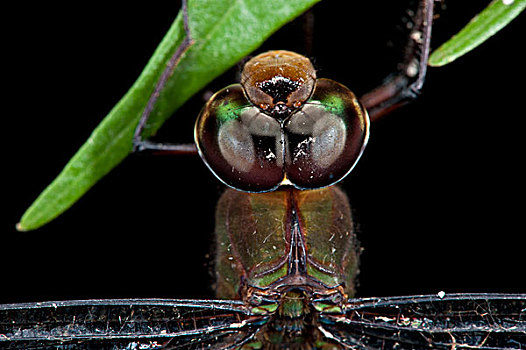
[195,79,369,192]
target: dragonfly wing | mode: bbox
[0,298,266,349]
[320,293,526,350]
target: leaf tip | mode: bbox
[16,221,29,232]
[428,54,450,67]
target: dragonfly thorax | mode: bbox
[245,288,344,349]
[214,186,358,347]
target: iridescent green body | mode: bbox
[215,186,359,348]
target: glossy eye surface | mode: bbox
[195,84,285,192]
[195,51,369,192]
[195,79,369,192]
[284,78,369,189]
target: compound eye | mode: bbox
[195,80,369,193]
[283,78,369,189]
[195,84,285,192]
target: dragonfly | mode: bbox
[3,0,525,349]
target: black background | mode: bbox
[3,1,525,304]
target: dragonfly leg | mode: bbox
[360,0,435,122]
[302,9,315,56]
[133,0,198,155]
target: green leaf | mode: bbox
[429,0,526,67]
[17,0,322,231]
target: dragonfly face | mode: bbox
[195,51,369,193]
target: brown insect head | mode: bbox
[240,50,316,120]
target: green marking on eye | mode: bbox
[216,100,245,123]
[319,94,345,115]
